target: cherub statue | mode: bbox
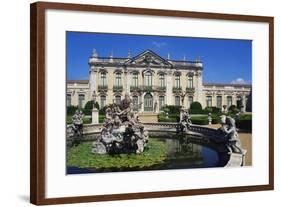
[219,115,242,153]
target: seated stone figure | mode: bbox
[92,94,149,155]
[219,115,242,153]
[72,109,84,137]
[178,108,192,133]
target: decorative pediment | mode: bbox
[125,50,172,67]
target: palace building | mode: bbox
[67,49,251,113]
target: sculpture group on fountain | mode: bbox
[92,93,149,155]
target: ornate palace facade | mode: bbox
[67,49,251,113]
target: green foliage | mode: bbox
[67,139,167,169]
[211,114,221,124]
[158,113,178,122]
[228,105,239,114]
[99,106,106,115]
[190,116,209,125]
[236,114,252,131]
[99,115,105,123]
[83,101,93,115]
[83,101,100,116]
[162,105,181,114]
[66,115,92,124]
[67,106,78,116]
[189,101,203,114]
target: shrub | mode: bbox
[236,114,252,131]
[228,105,239,114]
[189,102,203,114]
[211,114,221,124]
[190,116,208,125]
[99,106,107,115]
[67,106,78,116]
[158,113,178,122]
[83,101,93,115]
[162,105,181,114]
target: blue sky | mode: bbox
[66,32,252,84]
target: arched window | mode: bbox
[78,94,85,108]
[131,72,138,87]
[227,96,233,108]
[144,72,152,87]
[67,94,71,107]
[175,75,181,88]
[236,96,243,109]
[100,95,106,108]
[187,75,193,88]
[159,74,165,87]
[206,96,212,107]
[217,96,222,108]
[188,96,193,108]
[115,95,121,105]
[159,96,165,109]
[115,73,122,86]
[100,72,107,86]
[175,96,181,106]
[144,93,153,111]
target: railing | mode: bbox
[173,86,182,93]
[113,85,123,92]
[98,85,108,92]
[186,87,195,93]
[130,85,167,92]
[67,122,227,143]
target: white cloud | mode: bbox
[231,78,247,84]
[152,41,167,48]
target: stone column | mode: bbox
[89,66,97,93]
[196,71,203,105]
[166,70,173,105]
[124,69,129,94]
[242,95,246,112]
[126,70,131,94]
[92,108,99,124]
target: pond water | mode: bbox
[67,137,220,174]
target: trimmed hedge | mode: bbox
[190,116,209,125]
[236,114,252,131]
[189,102,203,114]
[67,106,78,116]
[162,105,182,114]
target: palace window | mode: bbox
[227,96,233,108]
[144,72,152,86]
[206,96,212,107]
[217,96,222,109]
[115,73,122,86]
[78,94,85,108]
[131,73,138,87]
[175,96,181,106]
[67,94,71,107]
[100,72,107,86]
[115,95,121,105]
[188,96,193,108]
[175,75,181,88]
[100,95,106,108]
[132,96,139,111]
[187,75,193,88]
[159,74,165,87]
[159,96,165,109]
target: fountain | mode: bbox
[91,94,149,155]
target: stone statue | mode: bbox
[72,109,84,137]
[92,94,149,155]
[219,115,242,153]
[178,108,192,133]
